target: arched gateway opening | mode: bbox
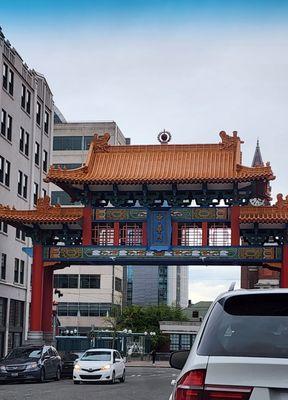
[0,130,286,343]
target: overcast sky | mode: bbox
[2,0,288,302]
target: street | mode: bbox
[0,367,177,400]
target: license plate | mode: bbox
[11,372,18,377]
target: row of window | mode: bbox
[0,224,26,241]
[3,62,50,133]
[57,302,112,317]
[0,222,8,235]
[92,223,144,246]
[54,274,101,289]
[0,254,25,285]
[170,333,196,351]
[178,223,231,246]
[53,136,94,151]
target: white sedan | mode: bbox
[73,348,125,384]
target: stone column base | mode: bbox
[26,331,44,345]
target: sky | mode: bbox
[1,0,288,303]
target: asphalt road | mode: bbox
[0,367,178,400]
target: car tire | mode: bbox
[55,367,61,381]
[39,368,45,383]
[110,371,116,384]
[74,381,80,385]
[119,370,125,383]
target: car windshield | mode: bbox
[81,351,112,361]
[5,348,42,360]
[198,293,288,358]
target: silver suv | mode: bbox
[170,289,288,400]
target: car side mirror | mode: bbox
[169,350,190,370]
[115,358,121,363]
[74,359,79,364]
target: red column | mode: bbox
[172,222,178,246]
[42,267,54,333]
[82,206,92,245]
[202,222,208,246]
[30,244,44,332]
[230,206,240,246]
[142,222,147,246]
[114,222,120,246]
[281,244,288,288]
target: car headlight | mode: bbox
[0,365,6,373]
[25,362,39,370]
[74,364,81,371]
[100,364,111,371]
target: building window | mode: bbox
[21,85,31,114]
[18,171,28,199]
[192,311,199,318]
[7,115,12,141]
[119,223,143,246]
[35,142,40,166]
[54,274,78,289]
[80,275,100,289]
[20,129,29,156]
[33,182,39,205]
[51,191,80,206]
[16,228,26,242]
[42,188,47,197]
[8,69,14,96]
[36,102,41,125]
[19,127,24,153]
[21,84,26,109]
[209,223,231,246]
[2,63,8,90]
[1,109,6,137]
[92,223,114,246]
[115,277,122,292]
[43,150,48,172]
[0,156,10,187]
[14,259,24,284]
[0,222,8,234]
[44,111,49,134]
[178,223,202,246]
[1,253,7,280]
[53,163,82,170]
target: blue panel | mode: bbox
[148,210,172,250]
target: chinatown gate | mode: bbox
[0,130,288,343]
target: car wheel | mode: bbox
[39,368,45,383]
[119,370,125,383]
[74,381,80,385]
[111,371,116,384]
[55,367,61,381]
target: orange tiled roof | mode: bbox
[0,197,83,224]
[240,194,288,223]
[46,131,274,185]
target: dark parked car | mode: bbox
[58,351,83,378]
[0,345,61,383]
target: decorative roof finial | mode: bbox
[157,129,171,144]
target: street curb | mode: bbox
[126,365,171,368]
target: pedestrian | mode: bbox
[151,349,157,365]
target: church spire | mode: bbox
[252,139,264,167]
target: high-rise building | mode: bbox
[126,265,188,308]
[52,118,128,333]
[0,28,53,356]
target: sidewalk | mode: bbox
[126,360,170,368]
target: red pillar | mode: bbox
[281,244,288,288]
[230,206,240,246]
[142,222,147,246]
[30,244,44,332]
[82,206,92,245]
[114,222,120,246]
[202,222,208,246]
[172,222,178,246]
[42,267,54,334]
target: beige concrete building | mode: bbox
[0,28,53,356]
[52,118,128,333]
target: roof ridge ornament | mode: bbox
[92,132,110,152]
[276,193,288,208]
[157,129,171,144]
[219,130,243,149]
[36,196,61,212]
